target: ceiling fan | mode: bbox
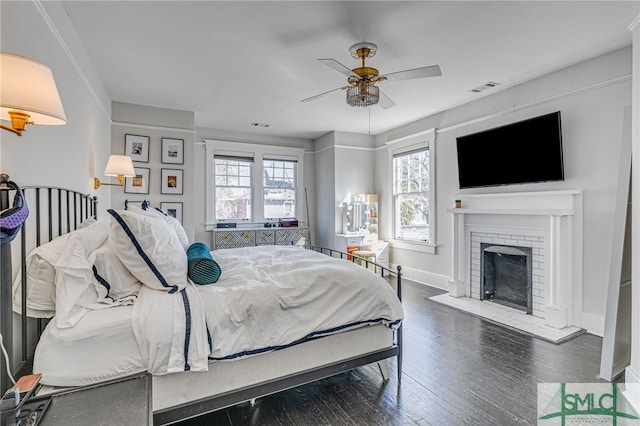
[301,42,442,109]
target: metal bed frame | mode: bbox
[0,177,98,395]
[155,247,403,425]
[0,180,402,425]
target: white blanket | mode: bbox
[132,245,403,375]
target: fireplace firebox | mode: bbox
[480,243,533,314]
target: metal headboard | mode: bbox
[0,177,98,394]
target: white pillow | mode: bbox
[12,220,110,317]
[90,242,141,303]
[127,205,189,250]
[77,217,97,229]
[52,221,113,328]
[164,214,189,250]
[108,209,187,293]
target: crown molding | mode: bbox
[33,0,111,120]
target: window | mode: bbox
[263,159,297,219]
[388,128,436,251]
[205,140,305,229]
[393,149,430,241]
[214,156,253,221]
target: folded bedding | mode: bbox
[34,305,146,386]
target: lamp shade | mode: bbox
[0,53,67,125]
[104,155,136,177]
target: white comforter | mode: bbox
[132,245,403,375]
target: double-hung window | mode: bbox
[214,155,253,221]
[205,140,304,229]
[263,158,297,219]
[393,149,430,241]
[389,129,436,252]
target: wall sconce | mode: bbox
[94,155,136,189]
[0,53,67,136]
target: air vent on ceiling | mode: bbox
[469,81,501,93]
[250,122,270,128]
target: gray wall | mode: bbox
[110,102,195,239]
[312,131,376,249]
[311,132,336,248]
[194,128,315,246]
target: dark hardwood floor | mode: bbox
[177,280,606,425]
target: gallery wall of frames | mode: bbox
[121,133,185,224]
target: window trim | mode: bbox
[205,140,304,230]
[262,157,298,220]
[213,155,254,222]
[387,129,437,252]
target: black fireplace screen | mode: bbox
[480,243,533,314]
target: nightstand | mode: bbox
[17,372,151,426]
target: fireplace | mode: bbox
[480,243,533,314]
[448,190,583,329]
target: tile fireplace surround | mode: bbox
[438,190,585,342]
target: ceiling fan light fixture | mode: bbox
[346,84,379,108]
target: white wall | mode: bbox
[375,47,633,334]
[0,1,112,218]
[625,1,640,391]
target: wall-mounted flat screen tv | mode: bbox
[456,111,564,189]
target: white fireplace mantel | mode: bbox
[448,190,583,329]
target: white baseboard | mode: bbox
[580,312,605,337]
[391,263,603,337]
[390,264,450,290]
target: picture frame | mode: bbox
[125,167,150,194]
[125,134,150,163]
[161,202,183,224]
[161,138,184,164]
[161,168,183,195]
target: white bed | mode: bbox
[4,190,404,425]
[34,305,394,422]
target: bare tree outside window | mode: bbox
[393,149,430,241]
[214,157,253,220]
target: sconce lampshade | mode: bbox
[104,155,136,178]
[0,53,67,133]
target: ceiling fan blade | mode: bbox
[318,58,357,78]
[301,86,348,103]
[381,65,442,82]
[378,89,396,110]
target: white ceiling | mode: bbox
[61,1,634,140]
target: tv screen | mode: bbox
[456,111,564,189]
